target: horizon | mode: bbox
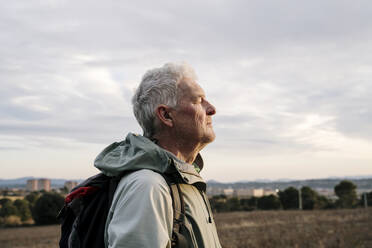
[2,174,372,184]
[1,1,372,182]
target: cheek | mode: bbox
[194,111,205,124]
[178,105,205,126]
[182,104,197,114]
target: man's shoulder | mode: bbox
[117,169,170,193]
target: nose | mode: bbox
[206,101,216,116]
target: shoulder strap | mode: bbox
[169,183,184,232]
[166,181,188,248]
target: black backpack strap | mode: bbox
[168,183,188,248]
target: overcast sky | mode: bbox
[1,0,371,182]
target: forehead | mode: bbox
[177,77,205,98]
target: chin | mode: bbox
[202,131,216,144]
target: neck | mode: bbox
[153,133,205,164]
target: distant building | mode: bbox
[223,188,234,196]
[263,189,278,196]
[38,178,51,191]
[26,178,51,192]
[234,188,265,198]
[234,188,252,198]
[207,186,279,198]
[64,181,78,192]
[206,187,224,196]
[26,179,38,191]
[251,188,264,197]
[316,188,335,197]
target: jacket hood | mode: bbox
[94,133,206,188]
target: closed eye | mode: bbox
[194,96,203,103]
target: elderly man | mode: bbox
[94,63,221,247]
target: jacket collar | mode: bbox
[165,151,206,191]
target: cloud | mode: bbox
[1,0,372,179]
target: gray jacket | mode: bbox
[94,133,221,248]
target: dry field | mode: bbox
[215,208,372,248]
[0,208,371,248]
[0,196,25,201]
[0,225,60,248]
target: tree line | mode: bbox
[0,180,371,226]
[0,191,64,227]
[210,180,372,212]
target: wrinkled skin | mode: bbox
[172,77,216,147]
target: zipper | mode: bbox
[199,189,221,246]
[199,190,212,223]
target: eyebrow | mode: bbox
[193,94,205,100]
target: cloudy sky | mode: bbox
[1,0,371,182]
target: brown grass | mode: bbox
[0,225,60,248]
[215,208,372,248]
[0,208,371,248]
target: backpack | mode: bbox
[58,172,188,248]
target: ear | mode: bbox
[155,105,173,127]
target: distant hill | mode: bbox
[207,177,372,191]
[0,177,34,186]
[0,177,83,189]
[1,176,371,190]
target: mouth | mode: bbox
[206,117,213,126]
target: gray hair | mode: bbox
[132,62,197,138]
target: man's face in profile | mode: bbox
[170,77,216,146]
